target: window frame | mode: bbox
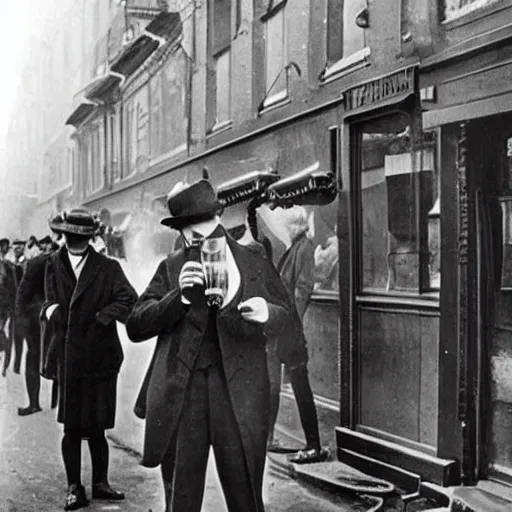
[261,2,289,111]
[352,109,440,298]
[321,0,370,83]
[208,0,237,134]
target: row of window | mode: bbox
[77,48,189,196]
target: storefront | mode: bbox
[336,64,458,487]
[421,39,512,486]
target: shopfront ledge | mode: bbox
[319,47,371,85]
[420,21,512,71]
[336,427,459,488]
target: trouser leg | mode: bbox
[12,323,23,374]
[209,365,260,512]
[1,314,11,376]
[62,430,82,486]
[266,346,282,443]
[164,370,210,512]
[24,326,41,408]
[288,363,321,451]
[87,431,109,485]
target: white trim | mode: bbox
[207,120,233,137]
[142,29,166,47]
[261,89,289,111]
[321,47,371,83]
[149,143,188,167]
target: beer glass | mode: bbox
[201,237,228,308]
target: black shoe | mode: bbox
[64,484,88,511]
[17,405,42,416]
[92,482,125,500]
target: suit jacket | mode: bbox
[126,233,292,506]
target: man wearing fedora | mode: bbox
[126,179,293,512]
[41,207,137,510]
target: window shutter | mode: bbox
[213,0,232,55]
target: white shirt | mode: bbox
[68,251,89,280]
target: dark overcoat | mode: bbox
[44,247,137,430]
[126,234,292,509]
[274,233,315,367]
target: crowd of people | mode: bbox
[0,180,328,512]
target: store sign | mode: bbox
[344,66,416,112]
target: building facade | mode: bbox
[6,0,512,495]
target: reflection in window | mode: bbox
[359,114,439,292]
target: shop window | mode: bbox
[262,4,287,109]
[442,0,502,22]
[358,113,439,293]
[123,85,150,178]
[323,0,369,80]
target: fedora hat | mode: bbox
[49,208,99,237]
[161,179,222,229]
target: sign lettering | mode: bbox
[344,66,416,112]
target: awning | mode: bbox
[110,11,182,78]
[217,171,280,207]
[84,72,124,102]
[65,99,98,127]
[267,162,337,208]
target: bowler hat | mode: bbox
[49,208,99,237]
[0,238,9,246]
[12,239,26,246]
[161,179,222,229]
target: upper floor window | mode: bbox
[443,0,502,22]
[262,2,287,109]
[322,0,369,81]
[123,85,150,178]
[208,0,238,131]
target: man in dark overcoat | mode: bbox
[15,236,56,416]
[126,179,292,512]
[42,208,137,511]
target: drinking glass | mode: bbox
[201,237,228,308]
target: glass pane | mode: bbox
[343,0,366,57]
[360,113,418,292]
[215,50,231,124]
[265,10,286,96]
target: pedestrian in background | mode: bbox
[0,238,15,374]
[268,206,329,463]
[126,179,292,512]
[42,208,137,511]
[24,235,41,261]
[15,235,57,416]
[2,239,24,377]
